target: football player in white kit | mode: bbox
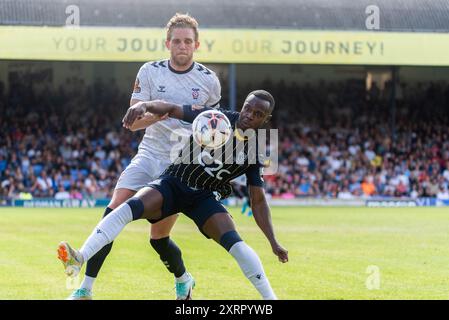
[67,13,221,300]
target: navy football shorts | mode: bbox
[147,175,228,238]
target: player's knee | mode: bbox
[150,217,177,239]
[108,197,126,210]
[126,197,145,220]
[109,189,136,209]
[151,228,171,239]
[219,230,243,252]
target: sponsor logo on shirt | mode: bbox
[157,85,166,93]
[133,78,141,93]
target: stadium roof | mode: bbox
[1,0,449,32]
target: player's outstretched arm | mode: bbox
[249,185,289,263]
[122,100,184,129]
[125,99,169,131]
[127,112,169,131]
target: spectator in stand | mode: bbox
[361,176,376,197]
[70,187,83,200]
[55,185,71,200]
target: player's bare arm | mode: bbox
[249,185,289,263]
[126,99,168,131]
[122,100,184,129]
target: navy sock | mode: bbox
[150,237,186,278]
[85,207,114,278]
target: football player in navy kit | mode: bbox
[58,90,288,300]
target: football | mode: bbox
[192,110,232,148]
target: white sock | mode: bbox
[80,275,96,291]
[229,241,277,300]
[80,203,134,262]
[176,271,190,283]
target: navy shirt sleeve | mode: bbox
[182,105,212,123]
[220,109,240,127]
[182,105,240,126]
[245,164,264,187]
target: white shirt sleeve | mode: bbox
[206,74,221,107]
[131,63,151,101]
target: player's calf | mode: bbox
[150,237,194,300]
[150,237,186,277]
[220,231,277,300]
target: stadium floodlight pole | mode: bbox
[229,63,237,111]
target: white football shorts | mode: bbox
[115,154,170,191]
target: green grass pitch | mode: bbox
[1,206,449,300]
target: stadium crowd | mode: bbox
[1,74,449,200]
[0,75,137,200]
[262,79,449,200]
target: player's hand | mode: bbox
[122,101,148,129]
[271,242,288,263]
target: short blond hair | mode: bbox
[166,13,199,41]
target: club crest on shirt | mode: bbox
[192,88,200,99]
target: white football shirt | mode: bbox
[131,59,221,160]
